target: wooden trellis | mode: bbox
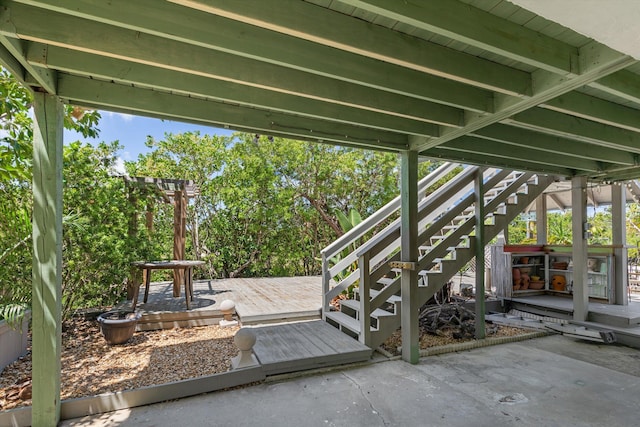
[125,177,199,297]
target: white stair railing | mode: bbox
[321,163,554,347]
[320,162,461,313]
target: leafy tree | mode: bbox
[1,68,101,182]
[1,68,103,320]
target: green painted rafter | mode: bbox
[56,74,408,150]
[338,0,578,74]
[27,44,438,137]
[472,124,637,165]
[0,32,56,93]
[13,1,640,145]
[12,0,492,113]
[509,108,640,155]
[590,70,640,105]
[0,2,461,127]
[170,0,531,96]
[425,147,573,177]
[411,42,635,152]
[435,136,603,172]
[542,90,640,133]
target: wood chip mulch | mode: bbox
[0,318,240,411]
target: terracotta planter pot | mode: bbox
[97,311,141,345]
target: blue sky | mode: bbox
[63,111,233,161]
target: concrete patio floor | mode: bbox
[61,335,640,427]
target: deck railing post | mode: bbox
[321,251,330,318]
[358,253,371,345]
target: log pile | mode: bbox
[418,285,497,339]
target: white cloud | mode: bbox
[109,157,127,176]
[105,111,135,122]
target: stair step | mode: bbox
[369,288,402,303]
[377,277,396,286]
[325,311,361,333]
[340,299,396,318]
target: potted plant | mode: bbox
[0,303,30,371]
[97,310,141,345]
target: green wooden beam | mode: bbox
[13,0,492,113]
[56,74,408,150]
[590,70,640,106]
[600,168,640,181]
[28,45,438,137]
[0,33,56,93]
[412,42,635,152]
[473,124,636,165]
[31,91,64,427]
[440,136,603,172]
[0,2,462,127]
[424,148,574,177]
[543,90,640,133]
[338,0,577,74]
[510,108,640,155]
[171,0,531,96]
[0,40,26,82]
[14,1,640,147]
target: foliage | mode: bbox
[1,68,104,320]
[129,133,404,279]
[60,141,149,317]
[1,68,101,182]
[0,303,28,329]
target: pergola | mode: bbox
[124,176,199,296]
[3,1,640,424]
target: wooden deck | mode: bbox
[251,320,372,375]
[123,277,372,375]
[509,294,640,327]
[124,276,322,330]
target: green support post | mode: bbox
[572,176,589,321]
[474,168,486,339]
[400,150,419,364]
[31,92,64,427]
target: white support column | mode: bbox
[572,176,589,321]
[31,92,64,426]
[536,194,548,245]
[400,150,419,364]
[611,183,628,305]
[474,168,485,339]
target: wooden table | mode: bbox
[131,260,205,310]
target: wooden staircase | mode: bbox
[321,163,555,348]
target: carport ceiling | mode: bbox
[2,0,640,182]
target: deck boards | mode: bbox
[251,320,372,375]
[125,276,370,375]
[129,276,322,327]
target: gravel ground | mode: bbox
[0,318,239,411]
[1,317,530,412]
